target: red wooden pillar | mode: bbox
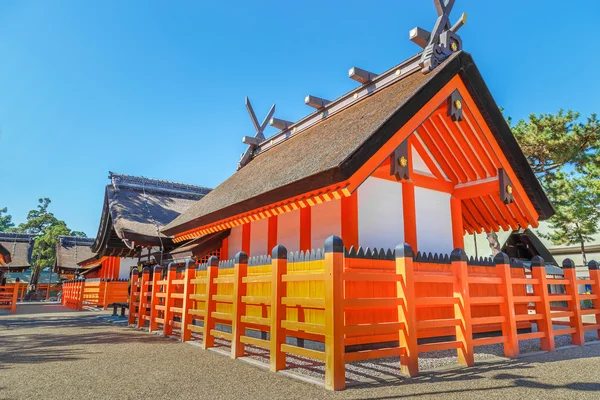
[341,192,359,249]
[137,268,150,328]
[181,261,195,342]
[221,237,229,260]
[163,265,176,337]
[268,216,278,251]
[402,181,418,251]
[300,207,311,252]
[450,196,464,249]
[241,223,251,256]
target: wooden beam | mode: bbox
[402,181,418,251]
[450,196,464,249]
[300,207,311,252]
[453,178,499,199]
[305,95,331,109]
[348,67,378,84]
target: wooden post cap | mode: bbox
[493,252,510,265]
[450,248,467,262]
[325,235,344,253]
[530,256,545,268]
[185,260,196,269]
[153,265,163,273]
[394,243,414,259]
[589,260,599,271]
[235,251,248,264]
[142,266,150,273]
[131,269,140,276]
[206,256,219,267]
[272,245,288,260]
[168,263,178,271]
[562,258,576,269]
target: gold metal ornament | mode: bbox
[454,99,462,110]
[451,42,458,52]
[506,185,513,194]
[399,156,408,167]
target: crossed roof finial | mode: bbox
[238,97,276,169]
[410,0,467,74]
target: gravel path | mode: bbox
[2,304,600,399]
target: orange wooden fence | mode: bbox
[62,278,129,310]
[0,278,20,314]
[126,236,600,391]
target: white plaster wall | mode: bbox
[358,177,405,250]
[277,209,300,252]
[118,257,138,279]
[415,187,453,254]
[311,199,341,250]
[250,218,269,257]
[228,225,243,259]
[412,146,433,176]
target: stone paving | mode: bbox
[1,303,600,399]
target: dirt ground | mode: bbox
[1,303,600,400]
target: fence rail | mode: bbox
[0,278,20,314]
[62,278,129,310]
[126,236,600,391]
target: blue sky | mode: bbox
[1,0,599,237]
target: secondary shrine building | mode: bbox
[163,51,553,259]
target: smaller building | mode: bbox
[0,233,34,280]
[54,236,97,279]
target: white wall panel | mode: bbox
[311,199,341,250]
[118,257,138,279]
[228,225,243,259]
[277,209,300,252]
[250,218,269,257]
[415,187,453,254]
[358,177,404,250]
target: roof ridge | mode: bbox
[245,52,423,161]
[109,172,211,197]
[59,236,95,245]
[0,232,35,241]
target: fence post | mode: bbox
[149,266,162,333]
[270,245,287,372]
[494,252,519,358]
[202,256,219,350]
[324,235,345,391]
[529,256,555,351]
[102,279,110,310]
[563,259,584,346]
[231,252,248,359]
[78,279,85,311]
[10,278,20,314]
[181,260,196,342]
[128,270,140,325]
[588,260,600,339]
[164,264,177,337]
[451,248,474,366]
[138,268,150,328]
[395,243,418,377]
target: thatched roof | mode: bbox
[54,236,96,271]
[0,233,34,270]
[92,172,211,257]
[164,52,553,236]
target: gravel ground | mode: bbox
[2,304,600,400]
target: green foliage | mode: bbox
[0,207,14,231]
[12,198,86,276]
[510,110,600,262]
[511,110,600,182]
[539,168,600,262]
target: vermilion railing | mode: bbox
[0,278,20,314]
[62,278,129,310]
[126,236,600,391]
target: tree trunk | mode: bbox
[581,241,587,267]
[25,265,40,300]
[486,232,502,256]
